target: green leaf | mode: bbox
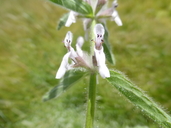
[102,24,115,65]
[57,13,69,30]
[106,70,171,128]
[50,0,93,16]
[43,69,87,101]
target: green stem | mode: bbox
[85,19,97,128]
[85,73,97,128]
[90,20,96,55]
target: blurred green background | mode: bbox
[0,0,171,127]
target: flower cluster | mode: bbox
[65,0,122,29]
[56,24,110,79]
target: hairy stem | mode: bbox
[85,19,97,128]
[85,73,97,128]
[90,20,96,55]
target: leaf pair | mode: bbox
[43,68,171,127]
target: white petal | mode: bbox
[112,10,122,26]
[112,0,118,8]
[115,15,122,26]
[94,47,101,66]
[65,11,76,27]
[70,47,78,62]
[55,52,70,79]
[76,36,84,57]
[76,46,83,57]
[94,47,105,66]
[90,0,98,12]
[64,31,73,48]
[94,47,110,78]
[94,24,105,49]
[76,36,84,48]
[94,24,105,37]
[99,64,110,78]
[112,10,118,17]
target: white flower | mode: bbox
[55,52,71,79]
[111,0,122,26]
[56,32,90,79]
[97,0,122,26]
[93,24,110,78]
[56,31,75,79]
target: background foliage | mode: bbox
[0,0,171,127]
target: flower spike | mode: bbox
[94,24,110,78]
[56,25,110,79]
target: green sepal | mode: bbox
[50,0,93,17]
[106,70,171,127]
[57,13,69,30]
[43,69,87,101]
